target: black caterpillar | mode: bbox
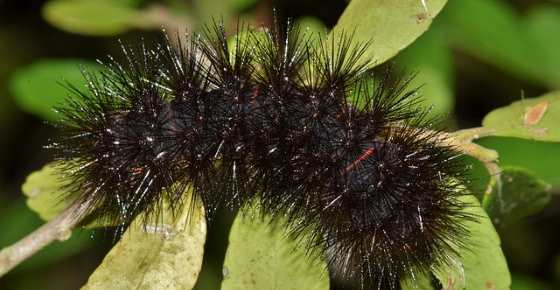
[50,22,469,289]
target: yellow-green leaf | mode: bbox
[331,0,448,67]
[21,163,72,221]
[221,206,329,290]
[482,91,560,142]
[21,162,111,228]
[296,16,327,46]
[401,273,435,290]
[433,195,511,290]
[82,197,206,290]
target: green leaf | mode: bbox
[296,16,326,34]
[229,0,257,11]
[460,155,491,202]
[295,16,327,46]
[483,167,551,227]
[194,0,234,28]
[116,0,144,7]
[82,196,206,290]
[482,91,560,142]
[396,22,454,117]
[511,273,554,290]
[401,273,435,290]
[476,137,560,188]
[21,163,73,221]
[433,194,511,290]
[21,162,108,228]
[221,206,329,290]
[10,59,102,121]
[43,0,155,36]
[331,0,448,67]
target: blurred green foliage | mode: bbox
[10,59,102,121]
[441,0,560,88]
[485,167,551,227]
[43,0,156,36]
[396,24,453,117]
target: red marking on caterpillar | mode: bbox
[343,147,375,173]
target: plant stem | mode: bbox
[0,198,92,277]
[437,128,502,198]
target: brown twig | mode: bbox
[0,198,92,277]
[445,128,502,198]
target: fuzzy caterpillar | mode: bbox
[50,22,469,289]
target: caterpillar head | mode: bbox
[50,50,188,227]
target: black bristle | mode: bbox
[52,43,189,230]
[49,20,471,290]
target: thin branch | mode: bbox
[0,198,93,277]
[449,127,496,144]
[412,126,501,197]
[445,128,503,200]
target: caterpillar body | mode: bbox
[50,22,469,289]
